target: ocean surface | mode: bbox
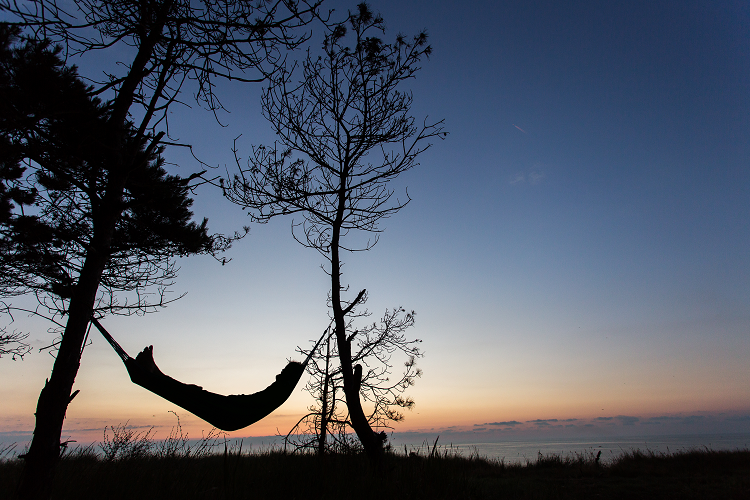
[390,433,750,464]
[3,432,749,462]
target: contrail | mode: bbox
[514,124,527,134]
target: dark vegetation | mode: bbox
[1,428,748,499]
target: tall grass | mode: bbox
[1,429,748,499]
[96,413,226,461]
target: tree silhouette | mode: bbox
[2,1,322,496]
[285,306,422,455]
[0,27,222,497]
[222,3,445,457]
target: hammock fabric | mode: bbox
[91,318,323,432]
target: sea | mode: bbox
[389,433,750,464]
[3,432,749,463]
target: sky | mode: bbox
[2,0,749,449]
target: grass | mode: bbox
[1,430,748,499]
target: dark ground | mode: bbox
[1,447,749,499]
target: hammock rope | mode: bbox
[90,317,329,432]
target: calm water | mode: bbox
[392,433,750,464]
[3,432,748,462]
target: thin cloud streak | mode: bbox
[465,412,750,436]
[480,421,523,427]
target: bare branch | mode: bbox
[0,326,31,360]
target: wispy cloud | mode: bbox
[509,172,526,185]
[469,412,750,435]
[527,419,559,426]
[509,164,546,185]
[644,416,682,425]
[482,421,523,427]
[615,415,640,426]
[528,171,546,184]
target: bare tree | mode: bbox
[222,3,445,457]
[285,306,422,455]
[1,2,324,497]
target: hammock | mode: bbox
[91,318,327,432]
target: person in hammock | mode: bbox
[131,345,303,391]
[91,312,336,432]
[123,344,305,432]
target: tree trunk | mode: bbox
[17,155,128,499]
[329,188,382,459]
[16,249,110,499]
[17,8,168,494]
[317,337,330,455]
[334,325,382,458]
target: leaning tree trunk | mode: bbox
[16,219,117,499]
[17,268,104,498]
[17,11,166,496]
[17,143,132,498]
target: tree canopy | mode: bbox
[0,25,218,319]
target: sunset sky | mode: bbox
[2,0,749,448]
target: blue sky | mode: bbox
[1,0,749,446]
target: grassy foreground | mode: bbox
[1,441,749,499]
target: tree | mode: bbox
[1,1,322,496]
[0,28,221,498]
[285,306,422,455]
[222,3,445,457]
